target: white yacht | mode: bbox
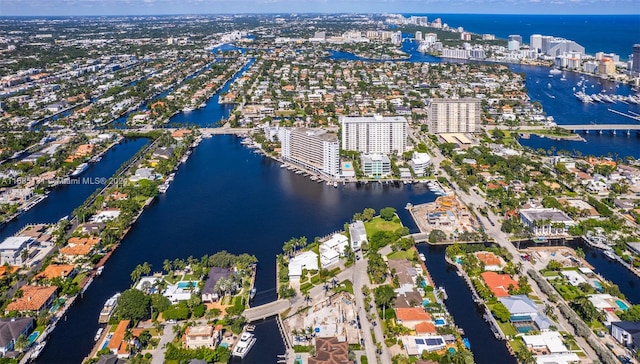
[232,332,256,358]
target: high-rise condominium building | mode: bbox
[632,44,640,77]
[428,99,481,134]
[340,115,407,155]
[279,128,340,177]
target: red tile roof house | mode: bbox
[5,286,57,314]
[395,307,433,330]
[480,271,519,297]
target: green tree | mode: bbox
[380,207,396,221]
[116,289,151,322]
[491,302,511,323]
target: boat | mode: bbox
[549,68,562,75]
[232,331,256,358]
[182,106,195,112]
[249,288,256,300]
[419,253,426,262]
[94,327,104,341]
[405,203,412,210]
[198,102,206,109]
[99,292,121,323]
[30,341,46,360]
[333,181,338,188]
[71,163,89,177]
[603,250,617,260]
[96,266,104,276]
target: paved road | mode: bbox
[151,323,174,364]
[428,143,600,360]
[243,299,290,322]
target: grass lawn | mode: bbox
[509,338,526,353]
[164,275,180,284]
[182,274,200,281]
[387,250,414,260]
[72,272,87,285]
[576,351,586,357]
[334,280,354,295]
[365,217,402,236]
[498,322,517,336]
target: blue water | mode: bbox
[28,331,39,345]
[0,138,149,241]
[616,299,630,311]
[329,40,640,159]
[36,135,438,364]
[176,281,196,289]
[417,245,515,364]
[403,14,640,59]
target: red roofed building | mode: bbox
[414,321,437,335]
[395,307,432,329]
[481,272,518,297]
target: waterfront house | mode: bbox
[80,222,106,235]
[288,251,319,281]
[348,221,367,252]
[135,276,162,294]
[91,209,121,223]
[395,307,432,330]
[184,324,222,349]
[319,234,349,268]
[0,317,34,356]
[480,272,518,297]
[611,321,640,350]
[519,208,575,237]
[129,168,157,182]
[498,295,553,331]
[474,251,505,272]
[560,270,588,287]
[308,336,349,364]
[5,285,57,314]
[107,320,131,358]
[34,264,76,281]
[152,147,174,160]
[201,267,232,303]
[164,281,199,304]
[0,236,34,266]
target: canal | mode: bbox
[416,244,517,364]
[37,135,436,363]
[0,138,149,242]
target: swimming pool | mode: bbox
[423,299,430,307]
[101,333,113,350]
[434,318,446,326]
[28,331,39,345]
[177,281,197,289]
[592,280,603,291]
[615,299,630,311]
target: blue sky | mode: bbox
[1,0,639,16]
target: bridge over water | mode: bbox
[242,299,290,322]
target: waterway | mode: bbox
[0,138,149,242]
[36,135,437,363]
[329,40,640,159]
[166,58,255,128]
[416,244,517,364]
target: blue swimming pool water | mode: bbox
[516,325,535,333]
[435,318,446,325]
[423,299,430,306]
[593,280,603,291]
[28,331,39,345]
[344,163,351,168]
[455,258,463,264]
[177,281,196,289]
[615,299,630,311]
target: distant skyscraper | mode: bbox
[632,44,640,76]
[530,34,542,52]
[415,31,422,41]
[508,35,522,44]
[428,99,480,134]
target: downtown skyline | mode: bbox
[1,0,639,16]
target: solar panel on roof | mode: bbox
[415,338,425,345]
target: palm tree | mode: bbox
[14,334,29,352]
[130,266,142,285]
[163,259,172,276]
[140,262,151,276]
